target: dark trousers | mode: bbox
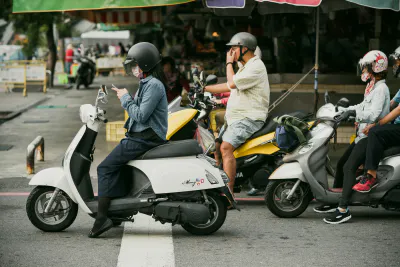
[97,135,164,198]
[365,124,400,170]
[332,138,368,208]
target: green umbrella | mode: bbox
[12,0,193,13]
[346,0,400,11]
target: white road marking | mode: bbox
[117,214,175,267]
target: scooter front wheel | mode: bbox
[265,180,313,218]
[26,186,78,232]
[181,193,227,235]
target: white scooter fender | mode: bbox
[29,167,77,202]
[269,162,307,182]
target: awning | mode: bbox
[12,0,194,13]
[346,0,400,11]
[260,0,321,6]
[69,9,162,25]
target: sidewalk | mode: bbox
[0,76,138,179]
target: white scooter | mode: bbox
[26,86,237,235]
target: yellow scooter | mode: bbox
[166,69,311,193]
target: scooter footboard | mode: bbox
[269,162,307,182]
[29,167,77,202]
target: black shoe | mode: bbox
[313,204,337,213]
[88,218,113,238]
[247,188,260,196]
[323,208,352,224]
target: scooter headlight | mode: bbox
[206,170,219,185]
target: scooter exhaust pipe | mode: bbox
[154,202,210,225]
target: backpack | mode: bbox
[274,115,309,152]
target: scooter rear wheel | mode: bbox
[181,193,227,235]
[26,186,78,232]
[265,180,313,218]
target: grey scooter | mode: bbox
[265,96,400,218]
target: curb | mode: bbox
[1,97,51,121]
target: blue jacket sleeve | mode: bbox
[392,89,400,104]
[120,82,164,123]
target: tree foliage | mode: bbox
[1,0,69,86]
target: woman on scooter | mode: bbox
[352,46,400,192]
[314,51,391,224]
[89,42,168,238]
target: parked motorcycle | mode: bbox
[26,85,237,236]
[67,55,96,90]
[167,68,311,193]
[265,96,400,218]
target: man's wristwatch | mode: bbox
[226,62,233,66]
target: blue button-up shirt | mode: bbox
[120,76,168,140]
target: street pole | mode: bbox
[313,6,320,115]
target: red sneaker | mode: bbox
[353,174,378,193]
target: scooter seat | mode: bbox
[249,111,310,140]
[382,146,400,158]
[140,140,203,160]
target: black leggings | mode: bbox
[365,124,400,170]
[333,138,368,208]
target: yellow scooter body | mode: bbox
[166,109,198,140]
[234,133,279,158]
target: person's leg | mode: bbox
[333,142,355,188]
[220,142,236,192]
[90,138,158,238]
[323,138,368,224]
[354,124,400,192]
[220,119,263,193]
[215,141,222,166]
[314,143,355,213]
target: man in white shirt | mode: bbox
[205,32,270,193]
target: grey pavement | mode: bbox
[1,177,400,267]
[1,76,400,267]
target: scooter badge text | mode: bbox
[182,178,205,187]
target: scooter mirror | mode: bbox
[337,98,350,108]
[200,71,205,82]
[205,75,218,86]
[101,85,108,95]
[324,91,330,104]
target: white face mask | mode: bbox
[132,66,141,78]
[361,72,371,82]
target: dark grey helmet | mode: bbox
[123,42,161,74]
[226,32,257,51]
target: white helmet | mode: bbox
[389,46,400,78]
[358,50,388,75]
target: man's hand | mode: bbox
[111,86,129,100]
[211,97,222,105]
[363,123,376,135]
[226,48,236,64]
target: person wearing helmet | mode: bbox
[318,50,391,224]
[204,33,270,193]
[351,46,400,192]
[89,42,168,238]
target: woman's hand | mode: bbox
[226,48,236,64]
[363,123,376,135]
[111,86,129,100]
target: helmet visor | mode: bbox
[123,58,138,76]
